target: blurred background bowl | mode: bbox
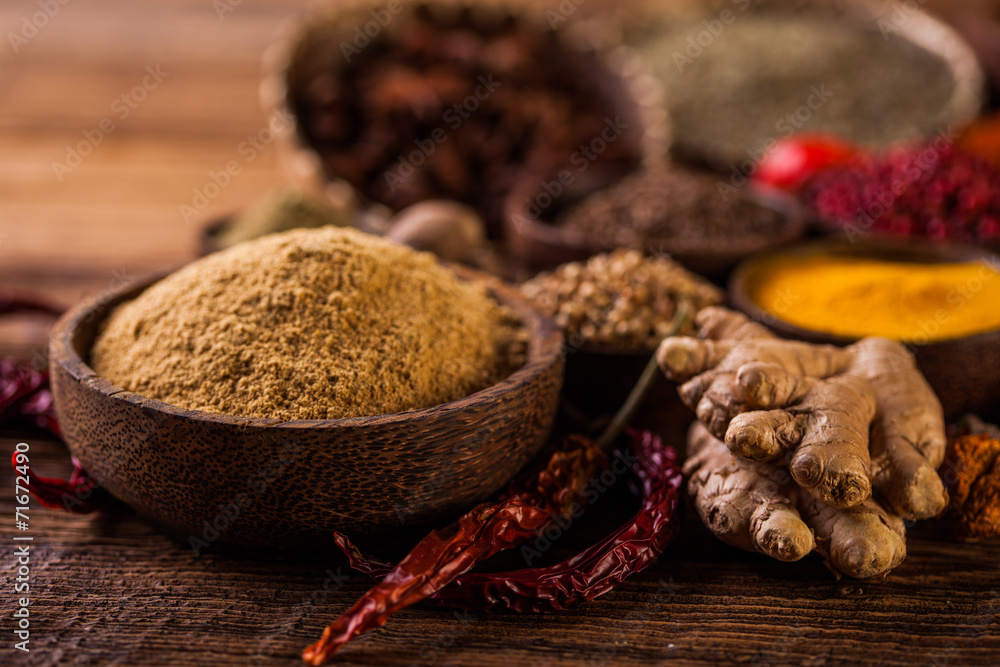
[259,0,669,237]
[504,177,806,279]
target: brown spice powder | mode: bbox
[91,227,521,421]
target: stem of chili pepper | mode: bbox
[334,428,683,613]
[595,299,690,452]
[302,435,607,665]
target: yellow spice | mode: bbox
[750,256,1000,342]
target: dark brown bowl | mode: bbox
[729,238,1000,420]
[49,268,564,550]
[504,177,807,278]
[260,0,669,236]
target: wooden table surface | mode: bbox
[2,1,999,666]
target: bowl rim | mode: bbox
[504,172,807,261]
[50,262,563,430]
[728,236,1000,348]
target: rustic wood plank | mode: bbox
[1,436,998,667]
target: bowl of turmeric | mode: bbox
[49,227,564,550]
[729,238,1000,420]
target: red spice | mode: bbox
[335,428,683,613]
[802,143,1000,247]
[302,435,608,665]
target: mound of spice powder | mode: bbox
[554,167,787,251]
[91,227,523,421]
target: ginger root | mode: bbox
[687,424,906,579]
[685,422,814,562]
[661,307,948,579]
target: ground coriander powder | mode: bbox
[91,227,523,421]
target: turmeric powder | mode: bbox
[749,256,1000,342]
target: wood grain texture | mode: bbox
[1,0,999,665]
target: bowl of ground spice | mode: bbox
[730,238,1000,420]
[263,0,667,235]
[505,165,805,277]
[48,228,564,549]
[618,0,983,171]
[519,249,724,418]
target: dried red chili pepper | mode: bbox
[0,294,63,438]
[301,435,607,665]
[14,454,102,513]
[3,293,106,513]
[334,428,682,613]
[0,293,64,318]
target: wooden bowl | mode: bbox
[259,0,669,236]
[729,238,1000,421]
[49,269,564,550]
[617,0,984,169]
[504,176,806,279]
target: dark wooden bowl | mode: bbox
[504,177,806,279]
[261,0,669,237]
[729,238,1000,421]
[49,269,564,550]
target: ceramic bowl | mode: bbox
[729,238,1000,420]
[49,267,564,550]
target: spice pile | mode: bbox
[554,167,788,252]
[519,250,724,349]
[940,417,1000,540]
[291,4,637,225]
[748,255,1000,342]
[803,144,1000,247]
[631,9,958,167]
[92,227,523,421]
